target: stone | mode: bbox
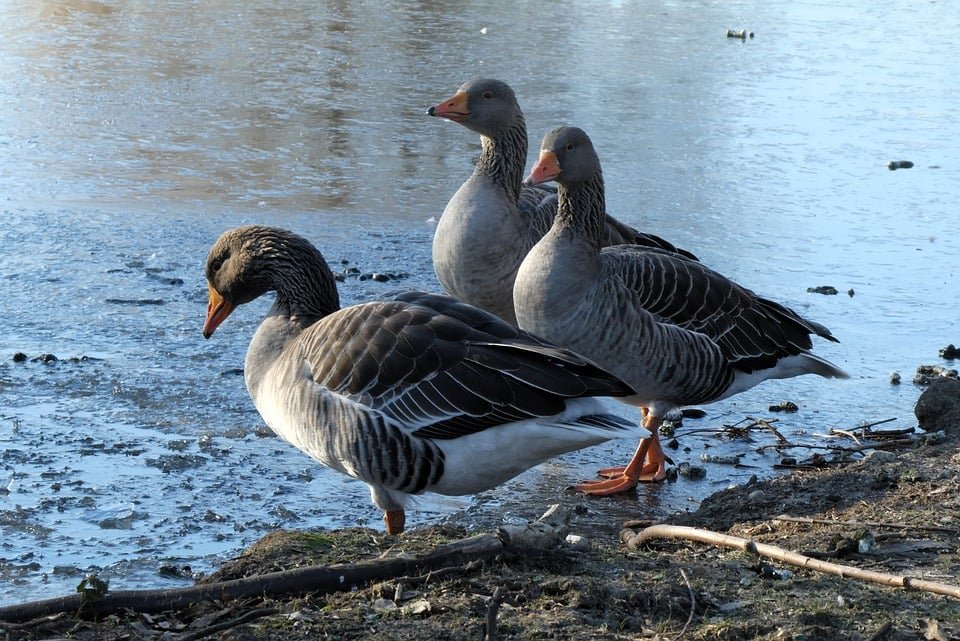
[914,377,960,433]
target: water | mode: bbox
[1,0,957,606]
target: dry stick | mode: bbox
[865,621,893,641]
[0,533,507,624]
[174,606,279,641]
[674,568,695,641]
[855,417,898,431]
[484,586,504,641]
[771,514,960,536]
[621,525,960,599]
[758,437,916,455]
[828,428,863,445]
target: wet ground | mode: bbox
[2,0,959,607]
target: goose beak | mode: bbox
[203,284,234,339]
[426,89,469,122]
[523,150,560,187]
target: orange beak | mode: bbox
[426,89,469,122]
[523,150,561,187]
[202,284,234,339]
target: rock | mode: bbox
[914,377,960,433]
[914,365,959,386]
[939,344,959,360]
[887,160,914,170]
[806,285,838,295]
[889,371,901,385]
[677,462,707,479]
[769,400,799,413]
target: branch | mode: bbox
[770,514,960,536]
[621,524,960,599]
[0,506,572,624]
[1,536,501,622]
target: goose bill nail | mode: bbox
[203,286,234,338]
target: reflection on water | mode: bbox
[1,0,958,605]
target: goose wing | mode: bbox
[604,246,838,374]
[297,293,634,440]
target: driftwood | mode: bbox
[0,506,571,624]
[621,524,960,599]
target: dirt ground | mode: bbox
[3,382,960,641]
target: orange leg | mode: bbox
[573,410,667,496]
[384,509,406,535]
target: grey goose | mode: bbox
[514,127,849,495]
[202,225,643,533]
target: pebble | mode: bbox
[769,400,799,413]
[914,364,959,385]
[700,453,742,465]
[806,285,838,295]
[939,344,959,360]
[677,462,707,479]
[887,160,914,170]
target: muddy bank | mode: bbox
[2,381,959,640]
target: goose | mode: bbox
[202,225,644,533]
[427,78,695,325]
[513,127,849,495]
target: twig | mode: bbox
[0,534,504,623]
[0,506,572,624]
[855,417,898,431]
[758,437,916,455]
[621,524,960,599]
[175,606,279,641]
[865,621,893,641]
[674,568,695,641]
[828,428,862,445]
[484,586,504,641]
[399,559,485,586]
[770,514,960,536]
[759,419,790,445]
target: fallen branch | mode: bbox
[175,606,279,641]
[770,514,960,536]
[484,586,504,641]
[621,524,960,599]
[0,506,571,624]
[674,568,695,641]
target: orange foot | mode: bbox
[573,433,667,496]
[384,509,406,535]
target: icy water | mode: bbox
[1,0,958,605]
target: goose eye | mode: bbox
[482,90,493,99]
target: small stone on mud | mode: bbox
[769,400,799,413]
[861,450,896,464]
[887,160,914,170]
[914,364,959,385]
[806,285,838,295]
[939,344,959,360]
[677,462,707,479]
